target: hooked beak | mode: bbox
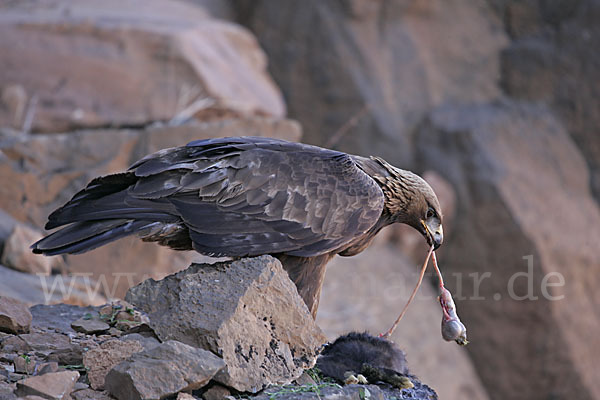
[422,221,443,250]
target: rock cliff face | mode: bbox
[0,1,597,399]
[235,0,507,164]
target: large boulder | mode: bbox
[496,0,600,204]
[236,0,507,164]
[0,0,284,133]
[15,370,79,399]
[416,100,600,400]
[126,256,327,393]
[105,340,225,400]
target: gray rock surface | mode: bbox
[30,304,99,335]
[201,384,230,400]
[0,296,32,334]
[83,339,144,390]
[70,318,110,335]
[70,388,115,400]
[0,380,16,400]
[126,256,327,393]
[253,381,437,400]
[104,340,225,400]
[1,332,73,357]
[15,370,79,399]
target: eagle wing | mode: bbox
[45,137,385,258]
[130,137,385,257]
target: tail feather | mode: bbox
[45,173,138,230]
[32,220,153,255]
[35,171,183,256]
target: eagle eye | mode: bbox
[426,207,435,220]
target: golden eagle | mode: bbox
[32,137,443,317]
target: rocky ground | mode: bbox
[0,256,438,400]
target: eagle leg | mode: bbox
[275,253,335,319]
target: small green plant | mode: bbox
[266,379,342,400]
[63,364,88,372]
[20,354,31,364]
[305,366,339,385]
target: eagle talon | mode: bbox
[344,372,359,385]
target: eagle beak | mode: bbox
[422,221,443,250]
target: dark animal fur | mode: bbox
[316,332,409,387]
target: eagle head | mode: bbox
[372,158,444,249]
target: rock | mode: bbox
[0,296,32,334]
[13,355,35,375]
[70,389,115,400]
[119,333,160,351]
[15,370,79,400]
[0,0,283,133]
[83,339,144,390]
[177,393,196,400]
[0,224,63,276]
[104,340,225,400]
[292,372,316,387]
[70,318,110,335]
[237,0,506,165]
[0,381,16,400]
[317,244,490,400]
[417,100,600,400]
[0,117,300,300]
[0,266,106,308]
[72,383,89,392]
[106,328,121,338]
[126,256,327,392]
[36,362,59,376]
[2,332,73,358]
[495,0,600,205]
[201,384,230,400]
[30,304,101,336]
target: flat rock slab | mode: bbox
[83,339,144,390]
[71,318,110,335]
[2,332,73,355]
[31,304,100,335]
[105,340,225,400]
[15,370,79,399]
[126,256,327,393]
[0,296,32,334]
[71,388,115,400]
